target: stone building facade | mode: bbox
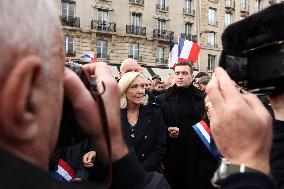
[54,0,277,77]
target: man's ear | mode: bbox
[1,55,42,142]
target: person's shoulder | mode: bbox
[190,85,205,100]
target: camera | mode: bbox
[218,3,284,96]
[219,40,284,95]
[57,63,93,147]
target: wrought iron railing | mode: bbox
[60,16,80,27]
[91,20,116,32]
[153,29,174,40]
[126,25,146,36]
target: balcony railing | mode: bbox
[207,43,218,48]
[66,50,76,57]
[91,20,116,32]
[128,55,142,61]
[240,3,249,12]
[208,20,218,26]
[97,53,109,59]
[156,4,169,12]
[225,0,235,9]
[126,25,146,36]
[180,33,198,42]
[129,0,144,5]
[153,29,174,40]
[183,8,195,16]
[60,16,80,27]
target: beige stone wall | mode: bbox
[57,0,272,73]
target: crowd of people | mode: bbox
[0,1,284,189]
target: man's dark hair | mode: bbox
[195,72,209,79]
[199,76,211,85]
[174,62,193,74]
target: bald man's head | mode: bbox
[120,58,142,76]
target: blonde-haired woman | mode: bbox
[118,72,166,172]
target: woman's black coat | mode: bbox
[121,104,167,171]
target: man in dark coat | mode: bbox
[0,1,171,189]
[158,62,207,189]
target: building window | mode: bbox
[185,22,193,35]
[61,2,75,19]
[130,43,140,59]
[156,0,166,9]
[131,13,141,27]
[157,47,164,63]
[225,0,234,7]
[241,0,249,11]
[185,0,194,10]
[64,36,74,53]
[208,8,217,25]
[96,40,108,58]
[225,13,233,27]
[98,9,108,23]
[208,55,216,71]
[208,32,216,48]
[255,0,261,12]
[157,19,166,31]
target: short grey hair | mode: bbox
[0,0,59,63]
[199,76,211,85]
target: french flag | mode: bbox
[81,53,97,62]
[178,38,200,63]
[50,159,75,183]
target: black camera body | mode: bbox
[57,63,88,147]
[219,3,284,95]
[219,41,284,95]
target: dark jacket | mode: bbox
[0,149,171,189]
[270,119,284,189]
[158,84,211,189]
[121,104,167,171]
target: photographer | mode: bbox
[0,1,170,189]
[206,3,284,189]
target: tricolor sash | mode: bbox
[50,159,75,182]
[192,120,222,160]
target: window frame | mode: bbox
[208,54,216,71]
[96,40,108,58]
[64,36,74,53]
[61,2,75,18]
[157,46,164,63]
[207,32,216,47]
[208,8,216,25]
[130,43,140,59]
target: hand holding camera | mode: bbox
[63,62,128,162]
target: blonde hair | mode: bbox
[118,72,148,109]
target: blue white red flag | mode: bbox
[81,53,96,62]
[192,120,222,160]
[168,38,200,68]
[50,159,75,182]
[178,37,200,63]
